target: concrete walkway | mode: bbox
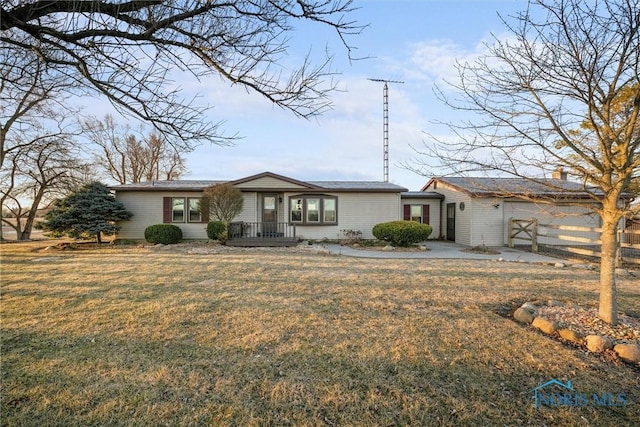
[323,241,563,263]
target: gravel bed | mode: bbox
[536,304,640,344]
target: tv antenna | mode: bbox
[368,78,404,182]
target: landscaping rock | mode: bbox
[513,307,535,324]
[382,245,395,252]
[558,328,584,344]
[613,343,640,364]
[554,262,566,268]
[532,317,558,334]
[585,335,613,353]
[521,302,537,311]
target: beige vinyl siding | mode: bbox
[426,183,472,245]
[503,201,600,245]
[115,191,208,240]
[286,192,401,240]
[235,193,258,223]
[470,198,505,247]
[235,177,307,189]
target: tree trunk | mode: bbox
[96,232,102,244]
[599,216,618,325]
[18,187,46,240]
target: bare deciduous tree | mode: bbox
[1,130,85,240]
[1,1,361,148]
[415,0,639,324]
[201,183,244,223]
[1,49,87,240]
[0,47,74,169]
[84,115,187,184]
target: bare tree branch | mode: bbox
[2,1,362,147]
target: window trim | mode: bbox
[289,195,338,225]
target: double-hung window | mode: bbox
[410,205,422,223]
[165,197,202,223]
[188,198,201,222]
[290,196,337,225]
[403,204,430,224]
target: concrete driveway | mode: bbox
[324,241,563,263]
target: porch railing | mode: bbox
[227,222,296,241]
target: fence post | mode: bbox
[616,229,622,267]
[508,217,513,248]
[531,218,538,252]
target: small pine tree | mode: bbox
[38,182,133,243]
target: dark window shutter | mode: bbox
[403,204,410,221]
[423,205,430,225]
[163,197,171,223]
[201,199,207,223]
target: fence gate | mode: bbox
[508,218,538,252]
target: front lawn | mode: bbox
[1,241,638,426]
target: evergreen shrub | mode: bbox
[372,220,432,247]
[206,221,227,241]
[144,224,182,244]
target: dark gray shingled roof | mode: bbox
[110,174,408,193]
[401,191,445,199]
[425,176,602,198]
[110,180,226,191]
[309,181,408,191]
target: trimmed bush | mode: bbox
[206,221,227,241]
[144,224,182,244]
[372,220,432,247]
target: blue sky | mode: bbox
[96,0,527,190]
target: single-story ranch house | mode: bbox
[111,172,442,244]
[111,171,612,246]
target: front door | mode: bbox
[262,194,278,235]
[446,203,456,242]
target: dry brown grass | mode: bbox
[1,240,639,426]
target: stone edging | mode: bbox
[513,302,640,366]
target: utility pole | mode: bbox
[368,78,404,182]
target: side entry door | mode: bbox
[446,203,456,242]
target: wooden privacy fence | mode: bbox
[508,218,640,265]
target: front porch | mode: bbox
[226,222,299,247]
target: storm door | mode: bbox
[446,203,456,242]
[262,194,278,235]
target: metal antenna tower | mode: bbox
[368,78,404,182]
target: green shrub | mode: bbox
[144,224,182,244]
[206,221,227,241]
[372,220,432,247]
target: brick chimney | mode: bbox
[552,167,567,180]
